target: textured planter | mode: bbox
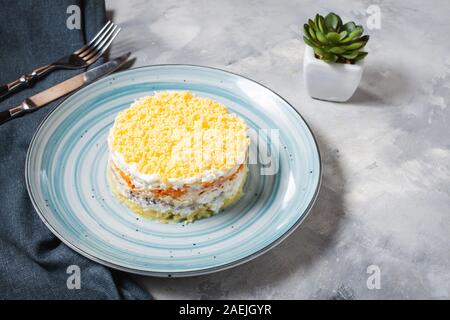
[303,46,364,102]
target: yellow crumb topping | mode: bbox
[110,91,249,179]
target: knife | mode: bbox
[0,52,130,125]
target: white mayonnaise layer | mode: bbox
[112,164,248,216]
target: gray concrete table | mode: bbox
[106,0,450,299]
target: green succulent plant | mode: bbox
[303,12,369,64]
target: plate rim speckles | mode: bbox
[25,64,322,277]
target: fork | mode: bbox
[0,21,121,100]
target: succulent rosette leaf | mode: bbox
[303,12,369,63]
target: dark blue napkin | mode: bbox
[0,0,150,299]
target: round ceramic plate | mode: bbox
[26,65,321,277]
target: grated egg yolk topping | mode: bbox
[110,91,249,180]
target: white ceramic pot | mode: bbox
[303,46,364,102]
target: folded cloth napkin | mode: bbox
[0,0,150,299]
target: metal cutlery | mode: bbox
[0,53,130,125]
[0,21,121,100]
